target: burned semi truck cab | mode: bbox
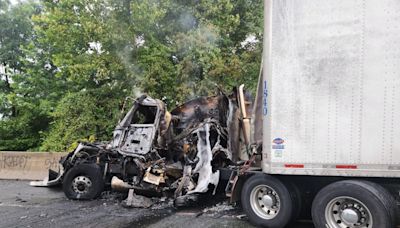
[32,89,253,205]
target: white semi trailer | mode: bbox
[235,1,400,227]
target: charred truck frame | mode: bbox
[32,88,253,206]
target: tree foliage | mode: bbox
[0,0,263,151]
[0,1,47,150]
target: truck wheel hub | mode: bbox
[341,208,359,224]
[250,185,280,220]
[72,176,92,194]
[325,196,372,228]
[262,194,274,207]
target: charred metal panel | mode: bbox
[171,96,223,131]
[119,126,155,155]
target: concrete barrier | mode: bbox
[0,152,68,180]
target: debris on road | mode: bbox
[202,201,235,214]
[122,189,154,208]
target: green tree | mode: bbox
[0,0,263,151]
[0,0,47,151]
[132,0,263,106]
[34,0,139,151]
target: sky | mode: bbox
[10,0,24,5]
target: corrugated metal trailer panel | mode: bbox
[262,0,400,177]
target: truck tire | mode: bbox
[312,180,397,228]
[241,174,296,228]
[285,181,302,224]
[63,163,104,200]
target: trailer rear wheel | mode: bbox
[312,180,397,228]
[241,174,295,228]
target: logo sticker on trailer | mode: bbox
[273,138,284,144]
[272,138,285,158]
[272,138,285,149]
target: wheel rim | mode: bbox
[249,184,281,220]
[325,196,373,228]
[72,176,92,194]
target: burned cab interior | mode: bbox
[118,100,160,156]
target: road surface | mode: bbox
[0,180,313,228]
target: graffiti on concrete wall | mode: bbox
[0,154,31,170]
[0,152,66,180]
[44,157,61,170]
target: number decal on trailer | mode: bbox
[263,80,268,116]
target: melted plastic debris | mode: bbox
[188,123,220,194]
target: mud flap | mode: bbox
[29,169,63,187]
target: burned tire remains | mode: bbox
[62,163,104,200]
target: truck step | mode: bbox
[225,170,238,198]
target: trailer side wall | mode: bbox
[263,0,400,177]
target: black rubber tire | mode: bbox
[241,174,295,228]
[285,181,302,225]
[62,163,104,200]
[312,180,397,228]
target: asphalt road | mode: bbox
[0,180,314,228]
